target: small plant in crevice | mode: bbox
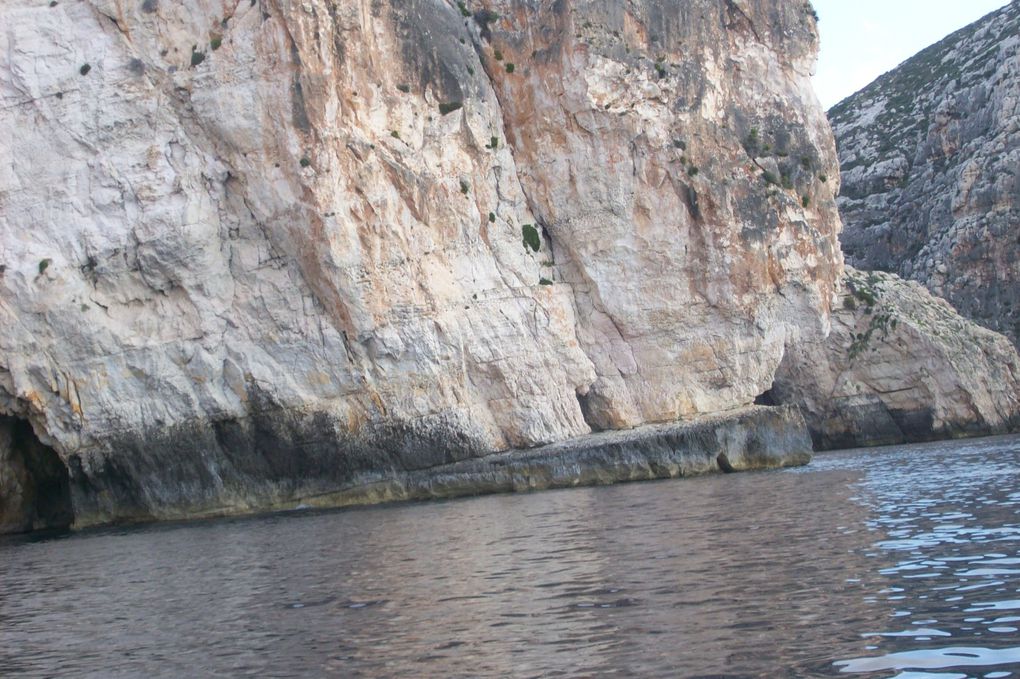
[457,0,470,17]
[539,277,553,286]
[390,130,400,139]
[396,83,410,93]
[488,212,496,223]
[474,9,499,39]
[521,223,541,252]
[801,195,810,208]
[38,259,52,275]
[745,127,760,153]
[493,49,503,61]
[687,165,699,177]
[299,157,311,168]
[210,34,222,50]
[844,275,896,360]
[79,63,91,76]
[849,308,896,360]
[505,62,515,73]
[818,173,828,182]
[485,136,498,149]
[438,101,463,115]
[460,179,470,195]
[191,49,205,67]
[474,10,500,24]
[847,276,878,308]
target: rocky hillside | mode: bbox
[1,0,1017,533]
[830,2,1020,347]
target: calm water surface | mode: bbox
[2,434,1020,678]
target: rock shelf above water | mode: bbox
[298,405,813,512]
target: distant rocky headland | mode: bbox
[1,0,1017,534]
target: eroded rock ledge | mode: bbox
[78,405,813,529]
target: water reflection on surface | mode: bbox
[822,435,1020,678]
[1,434,1018,677]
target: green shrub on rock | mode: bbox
[521,224,541,252]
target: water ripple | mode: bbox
[835,646,1020,673]
[0,433,1018,677]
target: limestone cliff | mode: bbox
[0,0,841,531]
[830,2,1020,347]
[772,268,1020,450]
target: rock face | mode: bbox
[772,268,1020,450]
[830,2,1020,347]
[0,0,840,530]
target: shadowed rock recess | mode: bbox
[0,0,1014,532]
[830,2,1020,348]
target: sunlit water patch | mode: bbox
[1,434,1019,677]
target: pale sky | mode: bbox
[812,0,1012,110]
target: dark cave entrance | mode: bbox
[753,386,778,406]
[0,416,74,533]
[575,390,606,433]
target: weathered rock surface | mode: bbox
[772,268,1020,450]
[82,405,815,527]
[0,0,839,531]
[277,405,813,513]
[830,2,1020,347]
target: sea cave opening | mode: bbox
[0,415,73,533]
